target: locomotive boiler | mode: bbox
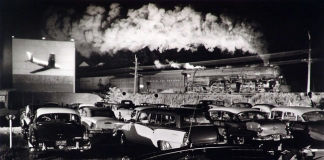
[109,65,291,94]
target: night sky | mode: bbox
[1,0,324,91]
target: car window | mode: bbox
[91,110,114,118]
[209,111,222,120]
[271,111,282,120]
[37,113,80,123]
[302,111,324,122]
[223,112,238,121]
[237,111,267,121]
[138,112,148,123]
[283,112,296,121]
[130,110,137,119]
[182,114,210,126]
[162,114,176,126]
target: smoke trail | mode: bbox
[183,63,206,70]
[154,60,165,68]
[44,3,267,59]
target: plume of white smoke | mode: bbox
[166,59,181,69]
[154,60,165,69]
[44,3,267,59]
[184,63,206,70]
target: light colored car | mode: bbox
[116,108,221,150]
[208,107,293,145]
[270,107,324,139]
[28,107,91,156]
[270,106,324,154]
[79,107,120,137]
[111,100,135,120]
[252,104,276,118]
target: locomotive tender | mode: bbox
[109,65,291,94]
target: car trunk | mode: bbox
[35,122,84,140]
[246,120,287,136]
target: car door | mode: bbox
[129,111,154,146]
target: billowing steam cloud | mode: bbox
[44,3,267,59]
[154,60,206,70]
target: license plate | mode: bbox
[56,140,67,146]
[273,135,280,141]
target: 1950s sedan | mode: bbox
[116,108,222,150]
[28,107,91,155]
[208,107,293,145]
[270,107,324,148]
[79,107,120,137]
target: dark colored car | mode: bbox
[20,102,61,139]
[208,107,293,145]
[28,107,91,156]
[116,108,225,151]
[229,102,253,108]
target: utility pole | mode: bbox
[130,54,142,93]
[307,31,312,94]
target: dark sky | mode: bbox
[1,0,324,91]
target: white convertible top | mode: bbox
[36,107,79,118]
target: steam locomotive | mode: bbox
[109,65,291,94]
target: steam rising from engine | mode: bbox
[44,3,267,60]
[154,60,206,70]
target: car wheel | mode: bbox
[159,141,172,151]
[120,132,127,146]
[232,136,245,144]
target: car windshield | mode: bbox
[182,114,210,126]
[302,111,324,122]
[237,111,267,121]
[37,113,80,123]
[91,110,114,118]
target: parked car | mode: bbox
[111,100,135,120]
[199,100,225,107]
[179,104,209,110]
[270,106,324,157]
[79,107,120,137]
[208,107,293,145]
[21,103,61,139]
[68,103,82,109]
[116,108,223,151]
[27,107,91,156]
[252,104,276,118]
[229,102,253,108]
[78,103,95,109]
[270,107,324,148]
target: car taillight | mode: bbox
[181,132,190,147]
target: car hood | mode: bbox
[246,120,287,136]
[183,125,218,145]
[34,122,85,140]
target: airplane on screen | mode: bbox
[26,52,61,73]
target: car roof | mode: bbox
[140,108,206,116]
[271,106,323,115]
[86,107,112,111]
[252,104,276,109]
[209,107,259,114]
[134,106,157,110]
[36,107,79,118]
